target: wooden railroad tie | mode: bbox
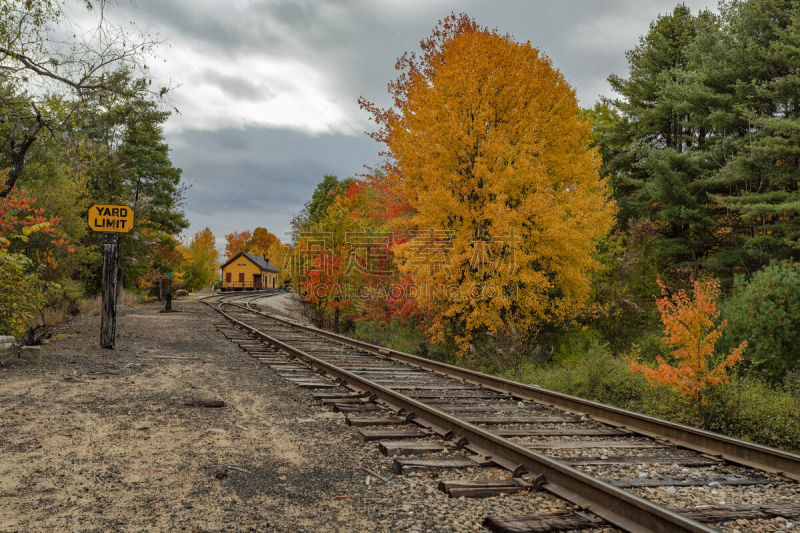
[483,511,606,533]
[483,503,800,532]
[460,416,580,424]
[378,440,455,456]
[438,478,535,499]
[521,439,666,450]
[491,428,628,437]
[562,455,720,467]
[358,428,431,441]
[612,475,778,487]
[391,456,478,474]
[346,416,407,427]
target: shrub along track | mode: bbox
[203,291,800,533]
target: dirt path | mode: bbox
[251,292,310,325]
[0,299,381,532]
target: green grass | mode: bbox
[501,338,800,452]
[346,319,800,452]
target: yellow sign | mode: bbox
[88,204,134,233]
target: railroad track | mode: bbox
[203,291,800,532]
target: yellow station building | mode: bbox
[220,252,279,291]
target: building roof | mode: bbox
[220,251,279,273]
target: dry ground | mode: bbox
[0,298,382,532]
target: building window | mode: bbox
[225,272,231,282]
[238,272,244,283]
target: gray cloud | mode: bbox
[98,0,718,248]
[171,126,381,243]
[198,70,276,101]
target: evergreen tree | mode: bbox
[706,0,800,274]
[599,1,800,280]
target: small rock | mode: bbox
[207,428,225,434]
[708,481,722,488]
[665,486,676,495]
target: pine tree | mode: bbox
[705,0,800,274]
[598,1,800,280]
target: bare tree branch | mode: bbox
[0,0,172,197]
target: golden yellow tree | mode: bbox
[361,14,616,351]
[183,227,219,289]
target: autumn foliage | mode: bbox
[360,14,615,351]
[183,227,219,289]
[629,278,747,404]
[0,185,73,335]
[0,187,73,269]
[224,230,252,260]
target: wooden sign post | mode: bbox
[88,204,134,349]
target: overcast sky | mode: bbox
[91,0,717,249]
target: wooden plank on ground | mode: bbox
[612,476,777,488]
[358,428,429,441]
[438,479,531,498]
[390,385,482,391]
[563,455,718,466]
[492,428,627,437]
[378,440,453,455]
[331,402,381,413]
[392,456,476,474]
[311,392,359,400]
[483,511,606,533]
[293,382,339,389]
[463,416,579,424]
[346,416,407,427]
[675,503,800,522]
[521,440,666,450]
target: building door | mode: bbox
[238,272,244,287]
[253,274,261,289]
[225,272,231,284]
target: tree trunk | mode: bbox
[116,265,124,304]
[101,233,119,349]
[1,112,46,198]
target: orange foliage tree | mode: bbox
[0,184,73,336]
[0,187,73,272]
[297,181,375,330]
[224,230,252,260]
[360,14,615,351]
[249,227,281,254]
[629,278,747,405]
[249,227,292,285]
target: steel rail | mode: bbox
[206,296,716,533]
[223,298,800,482]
